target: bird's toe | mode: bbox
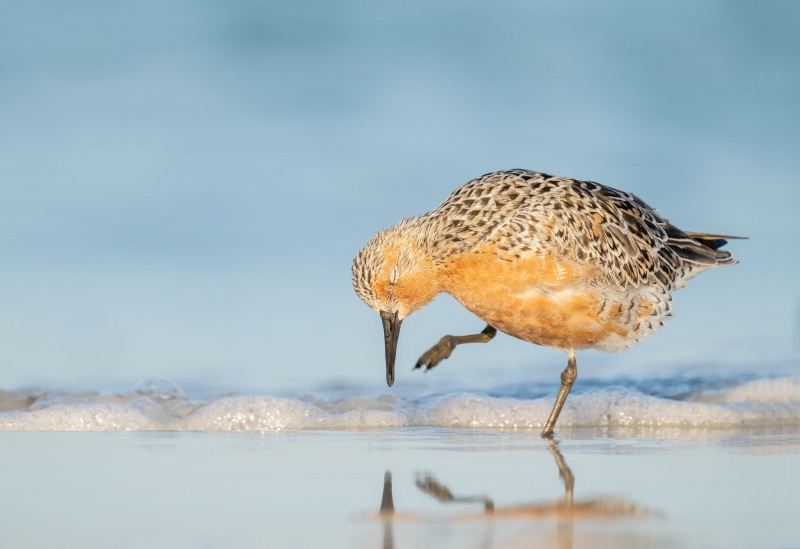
[414,336,455,372]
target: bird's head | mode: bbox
[352,223,438,387]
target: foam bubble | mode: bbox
[1,377,798,432]
[1,399,167,431]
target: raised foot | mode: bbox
[414,336,455,371]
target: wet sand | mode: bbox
[1,427,798,549]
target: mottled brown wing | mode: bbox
[426,170,731,290]
[425,170,539,260]
[521,173,734,289]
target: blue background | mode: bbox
[1,0,798,394]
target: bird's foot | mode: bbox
[414,336,455,371]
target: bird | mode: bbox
[351,169,742,437]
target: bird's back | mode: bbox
[416,170,738,351]
[422,169,735,290]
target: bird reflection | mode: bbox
[375,441,657,549]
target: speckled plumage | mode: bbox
[352,169,740,433]
[354,169,735,348]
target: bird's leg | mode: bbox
[414,324,497,372]
[541,349,578,438]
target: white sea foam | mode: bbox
[1,377,797,432]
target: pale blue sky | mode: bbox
[1,0,798,394]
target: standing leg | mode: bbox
[541,349,577,438]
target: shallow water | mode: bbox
[1,428,797,549]
[2,374,799,548]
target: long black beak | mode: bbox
[380,310,402,387]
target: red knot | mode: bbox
[352,169,743,437]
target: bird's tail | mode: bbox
[683,231,747,251]
[682,231,747,267]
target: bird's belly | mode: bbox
[439,250,661,351]
[452,286,633,350]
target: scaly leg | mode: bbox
[414,324,497,371]
[541,349,578,438]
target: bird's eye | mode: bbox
[390,265,399,285]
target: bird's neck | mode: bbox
[385,221,443,318]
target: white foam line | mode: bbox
[1,377,797,432]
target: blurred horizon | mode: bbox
[1,0,798,395]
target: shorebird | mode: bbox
[352,169,741,437]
